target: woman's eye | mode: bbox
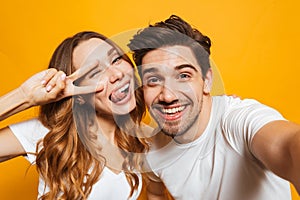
[112,56,122,65]
[89,70,102,78]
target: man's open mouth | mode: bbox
[159,105,186,114]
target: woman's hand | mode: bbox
[20,60,105,106]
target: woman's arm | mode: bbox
[0,68,67,121]
[0,127,26,162]
[0,61,104,121]
[0,69,67,161]
[0,62,103,162]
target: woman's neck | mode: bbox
[95,113,124,173]
[96,113,118,144]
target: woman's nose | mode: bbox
[108,67,124,83]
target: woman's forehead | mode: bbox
[73,38,114,69]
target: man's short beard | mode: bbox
[158,98,203,140]
[159,112,199,139]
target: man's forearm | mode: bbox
[290,132,300,195]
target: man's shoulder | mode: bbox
[212,95,262,110]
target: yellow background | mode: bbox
[0,0,299,199]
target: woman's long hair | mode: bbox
[36,31,148,199]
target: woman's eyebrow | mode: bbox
[107,47,117,56]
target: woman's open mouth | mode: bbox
[109,83,131,104]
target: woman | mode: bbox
[0,31,149,199]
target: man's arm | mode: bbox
[251,120,300,194]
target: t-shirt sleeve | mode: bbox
[9,118,49,163]
[222,97,285,157]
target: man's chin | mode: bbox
[161,128,183,138]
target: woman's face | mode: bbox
[72,38,136,116]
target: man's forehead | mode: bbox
[141,45,200,70]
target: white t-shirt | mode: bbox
[146,96,291,200]
[9,119,142,200]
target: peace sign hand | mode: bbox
[20,60,105,106]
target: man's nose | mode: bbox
[158,82,178,103]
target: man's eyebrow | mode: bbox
[142,64,198,76]
[142,67,159,75]
[175,64,198,72]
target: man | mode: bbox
[128,15,300,199]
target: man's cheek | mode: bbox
[143,93,152,107]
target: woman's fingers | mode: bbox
[64,60,104,96]
[68,60,99,82]
[40,60,103,98]
[44,70,67,92]
[72,79,106,95]
[41,68,58,86]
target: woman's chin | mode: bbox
[111,100,136,115]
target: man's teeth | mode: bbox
[161,106,185,114]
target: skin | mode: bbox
[72,38,136,143]
[73,38,136,116]
[141,45,212,144]
[0,38,137,171]
[141,45,213,199]
[140,45,300,199]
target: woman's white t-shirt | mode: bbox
[9,118,141,200]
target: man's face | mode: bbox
[141,45,208,138]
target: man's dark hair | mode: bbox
[128,15,212,79]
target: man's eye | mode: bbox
[178,73,191,80]
[145,77,161,86]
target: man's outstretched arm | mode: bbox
[251,120,300,195]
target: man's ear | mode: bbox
[203,68,213,94]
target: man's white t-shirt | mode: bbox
[146,95,292,200]
[9,119,141,200]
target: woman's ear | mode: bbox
[203,68,213,94]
